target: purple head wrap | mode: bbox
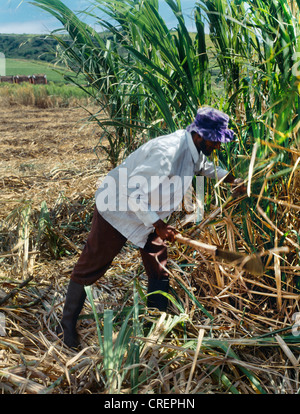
[186,107,235,143]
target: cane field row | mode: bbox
[4,58,69,83]
[0,57,91,107]
[0,82,92,108]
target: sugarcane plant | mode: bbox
[30,0,213,165]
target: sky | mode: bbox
[0,0,199,35]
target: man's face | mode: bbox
[193,133,221,156]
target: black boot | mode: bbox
[147,278,169,311]
[56,280,86,349]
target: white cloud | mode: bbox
[0,19,59,34]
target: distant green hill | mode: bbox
[0,34,74,83]
[0,34,57,62]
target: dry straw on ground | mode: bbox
[0,103,300,394]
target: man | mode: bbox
[56,107,246,349]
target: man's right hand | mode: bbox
[231,178,247,197]
[153,219,177,242]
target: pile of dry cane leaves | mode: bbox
[0,103,300,394]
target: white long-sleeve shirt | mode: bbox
[95,129,228,248]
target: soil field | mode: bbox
[1,105,102,180]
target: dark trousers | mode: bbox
[71,207,169,286]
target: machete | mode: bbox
[174,233,264,276]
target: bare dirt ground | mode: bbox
[1,105,105,202]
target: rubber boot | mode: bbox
[56,279,86,349]
[147,278,169,312]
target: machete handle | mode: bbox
[174,233,217,256]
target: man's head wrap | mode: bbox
[186,107,235,143]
